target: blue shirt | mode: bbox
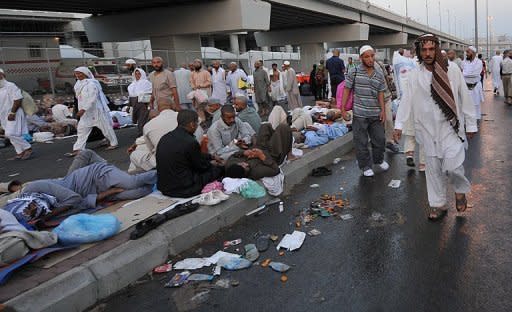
[326,56,346,81]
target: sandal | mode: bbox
[455,194,468,212]
[428,207,448,221]
[312,167,332,177]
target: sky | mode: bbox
[369,0,511,40]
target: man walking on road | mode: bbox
[394,34,477,221]
[0,69,32,160]
[490,51,503,95]
[501,50,512,104]
[462,46,484,120]
[71,67,118,155]
[211,60,227,105]
[326,49,346,99]
[341,45,388,177]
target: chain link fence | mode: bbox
[0,46,301,107]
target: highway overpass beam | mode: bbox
[254,23,369,47]
[83,0,270,42]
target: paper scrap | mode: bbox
[388,179,401,188]
[276,231,306,251]
[340,214,354,221]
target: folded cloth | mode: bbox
[201,181,224,194]
[222,178,250,194]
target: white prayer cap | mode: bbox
[125,59,136,64]
[359,45,374,56]
[74,66,94,79]
[283,61,290,66]
[0,68,4,74]
[441,50,447,55]
[468,46,477,53]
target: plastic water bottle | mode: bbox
[279,201,284,213]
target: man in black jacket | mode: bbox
[156,110,224,198]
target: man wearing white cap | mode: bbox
[71,67,118,155]
[125,59,137,75]
[462,46,484,120]
[0,69,32,160]
[283,61,302,109]
[341,45,388,177]
[226,62,248,100]
[489,51,503,95]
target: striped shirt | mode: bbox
[345,64,386,118]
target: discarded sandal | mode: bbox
[311,167,332,177]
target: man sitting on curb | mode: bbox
[233,95,262,133]
[207,105,255,160]
[157,110,224,198]
[128,98,178,173]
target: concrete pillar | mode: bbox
[285,45,293,53]
[64,32,82,49]
[150,34,201,68]
[299,43,324,73]
[207,37,215,47]
[262,46,269,52]
[239,35,247,53]
[230,34,240,54]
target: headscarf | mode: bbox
[268,105,287,130]
[414,34,460,137]
[3,192,56,223]
[73,66,112,115]
[127,68,152,97]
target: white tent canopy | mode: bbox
[59,45,98,59]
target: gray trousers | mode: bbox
[352,116,385,170]
[425,157,471,208]
[67,149,106,174]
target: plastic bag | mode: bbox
[240,180,266,199]
[53,213,121,245]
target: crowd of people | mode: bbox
[2,33,507,269]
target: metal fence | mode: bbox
[0,46,302,106]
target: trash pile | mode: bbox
[296,193,351,228]
[153,226,306,290]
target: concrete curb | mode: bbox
[6,133,353,312]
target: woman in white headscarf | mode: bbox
[70,66,118,155]
[127,68,153,136]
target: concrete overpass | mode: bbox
[1,0,469,70]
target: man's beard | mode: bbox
[154,66,163,72]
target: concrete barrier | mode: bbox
[6,133,353,312]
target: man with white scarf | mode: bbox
[0,68,32,160]
[127,68,153,136]
[394,34,477,221]
[490,51,503,95]
[71,67,118,155]
[462,46,484,120]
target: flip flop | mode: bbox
[311,167,332,177]
[20,150,33,160]
[427,207,447,221]
[455,194,468,212]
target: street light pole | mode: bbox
[474,0,479,51]
[486,0,490,58]
[426,0,429,27]
[439,1,442,32]
[405,0,408,18]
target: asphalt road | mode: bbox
[92,89,512,312]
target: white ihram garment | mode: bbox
[0,80,31,154]
[462,58,484,120]
[72,67,118,151]
[490,55,503,90]
[211,67,227,105]
[395,64,477,208]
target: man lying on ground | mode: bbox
[6,150,156,223]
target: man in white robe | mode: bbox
[462,46,484,120]
[71,67,118,155]
[394,34,477,221]
[226,62,248,100]
[211,60,227,105]
[490,51,503,95]
[0,69,32,160]
[283,61,302,109]
[128,100,178,173]
[174,64,193,110]
[269,63,285,103]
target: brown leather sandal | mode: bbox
[455,194,468,212]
